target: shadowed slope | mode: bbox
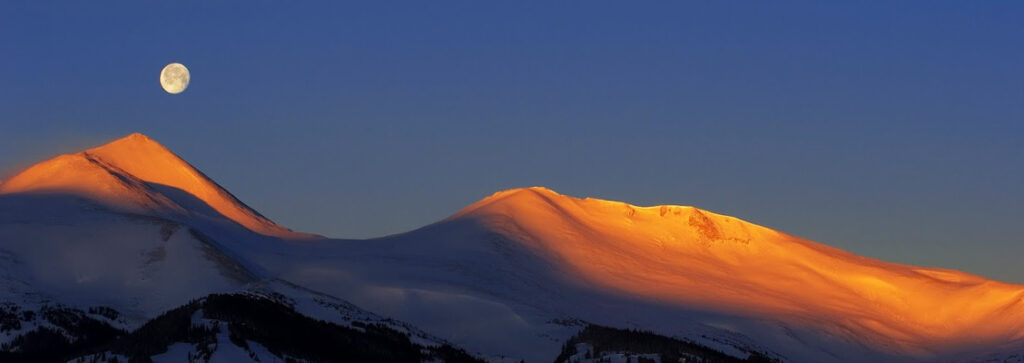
[0,133,314,239]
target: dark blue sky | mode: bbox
[2,2,1023,281]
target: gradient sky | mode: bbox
[2,2,1023,282]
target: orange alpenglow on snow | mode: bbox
[0,133,314,239]
[452,187,1024,358]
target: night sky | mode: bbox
[2,2,1023,282]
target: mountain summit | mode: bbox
[322,185,1024,360]
[0,133,313,239]
[468,187,1024,334]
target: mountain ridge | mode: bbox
[3,133,1024,361]
[412,184,1024,359]
[0,133,316,239]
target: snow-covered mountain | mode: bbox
[2,133,1023,362]
[0,134,469,362]
[276,187,1024,362]
[0,133,315,239]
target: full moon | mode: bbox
[159,63,190,94]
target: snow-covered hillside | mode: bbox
[277,188,1024,361]
[2,133,1024,362]
[0,135,466,362]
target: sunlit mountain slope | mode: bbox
[0,133,314,239]
[466,188,1024,353]
[282,187,1024,362]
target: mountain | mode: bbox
[0,133,314,239]
[2,133,1024,362]
[0,134,472,362]
[280,187,1024,362]
[0,136,255,321]
[458,188,1024,354]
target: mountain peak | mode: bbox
[456,187,712,225]
[122,132,156,142]
[1,133,315,239]
[450,186,789,252]
[85,132,178,164]
[106,132,160,147]
[448,186,566,220]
